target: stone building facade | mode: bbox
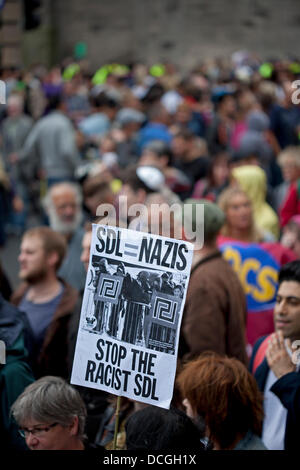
[1,0,300,69]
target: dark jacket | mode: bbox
[250,336,300,450]
[11,280,78,379]
[0,264,12,300]
[0,294,35,449]
[180,251,248,365]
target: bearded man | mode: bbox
[43,182,86,291]
[11,227,78,378]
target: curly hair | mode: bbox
[176,352,264,449]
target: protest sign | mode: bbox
[71,224,193,409]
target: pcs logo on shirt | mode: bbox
[220,242,279,312]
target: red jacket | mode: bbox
[280,181,300,227]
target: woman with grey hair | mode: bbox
[11,376,88,450]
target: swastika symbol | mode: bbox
[96,274,123,304]
[99,278,120,299]
[153,297,177,324]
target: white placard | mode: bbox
[71,225,193,409]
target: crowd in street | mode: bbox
[1,52,300,451]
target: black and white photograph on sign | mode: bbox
[83,254,186,355]
[71,224,193,409]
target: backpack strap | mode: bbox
[252,335,271,374]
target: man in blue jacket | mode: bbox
[250,260,300,450]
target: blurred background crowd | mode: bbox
[0,52,300,242]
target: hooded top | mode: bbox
[232,165,279,240]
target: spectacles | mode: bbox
[18,422,59,438]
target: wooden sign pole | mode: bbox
[113,395,122,450]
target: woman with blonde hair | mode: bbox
[217,185,297,348]
[230,165,279,240]
[218,186,268,243]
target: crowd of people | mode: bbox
[1,52,300,451]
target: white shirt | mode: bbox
[262,368,287,450]
[262,341,299,450]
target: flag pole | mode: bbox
[113,395,122,450]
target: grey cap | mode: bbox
[238,131,272,161]
[116,108,145,126]
[184,198,225,242]
[247,110,270,132]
